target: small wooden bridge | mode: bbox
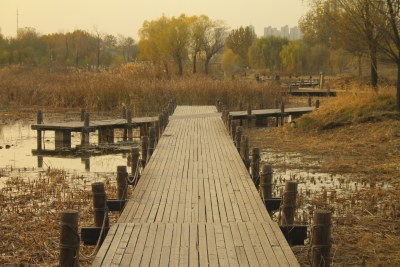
[92,106,299,266]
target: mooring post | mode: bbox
[251,148,260,188]
[148,127,156,159]
[37,110,43,150]
[130,148,140,183]
[92,182,109,229]
[235,126,243,152]
[116,166,128,199]
[316,99,320,109]
[259,164,273,200]
[312,210,332,267]
[141,136,149,168]
[127,110,133,141]
[81,112,90,147]
[59,210,79,267]
[280,181,297,225]
[240,135,250,170]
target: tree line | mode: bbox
[0,27,138,69]
[0,13,349,77]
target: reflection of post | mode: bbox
[82,157,90,171]
[37,111,43,150]
[37,155,43,168]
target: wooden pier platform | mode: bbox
[229,106,315,120]
[31,117,157,132]
[92,106,299,266]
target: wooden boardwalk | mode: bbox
[92,106,299,267]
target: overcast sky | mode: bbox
[0,0,309,39]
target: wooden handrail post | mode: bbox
[81,112,90,147]
[141,136,149,168]
[240,135,250,170]
[37,110,43,150]
[312,210,332,267]
[259,164,272,200]
[235,126,243,152]
[127,110,133,141]
[92,182,109,228]
[59,210,79,267]
[148,127,156,159]
[130,148,140,182]
[116,166,128,200]
[280,181,297,225]
[251,147,260,188]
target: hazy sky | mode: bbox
[0,0,309,39]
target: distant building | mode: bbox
[281,25,289,38]
[263,25,303,40]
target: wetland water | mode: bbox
[0,122,130,174]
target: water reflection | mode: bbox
[0,122,133,173]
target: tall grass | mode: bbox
[0,64,283,116]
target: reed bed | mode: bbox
[0,168,120,266]
[0,65,283,116]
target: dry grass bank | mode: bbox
[247,87,400,266]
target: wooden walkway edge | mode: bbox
[92,106,299,267]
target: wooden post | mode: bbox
[316,99,320,109]
[312,210,332,267]
[122,106,127,119]
[158,114,164,134]
[280,181,297,225]
[240,135,250,170]
[37,110,43,150]
[235,126,243,152]
[154,121,160,142]
[319,72,325,89]
[130,148,140,181]
[259,164,272,200]
[148,127,156,158]
[59,210,79,267]
[80,108,85,121]
[81,112,90,147]
[230,120,239,140]
[116,166,128,199]
[308,97,312,107]
[127,110,133,141]
[251,148,260,188]
[247,103,253,128]
[91,182,109,228]
[280,102,285,127]
[141,136,149,168]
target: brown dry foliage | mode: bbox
[0,65,283,116]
